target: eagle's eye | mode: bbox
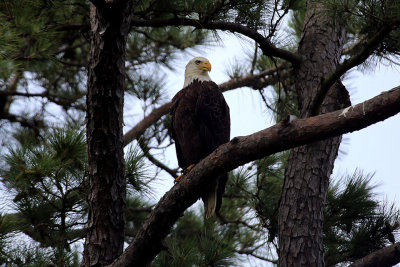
[195,60,201,65]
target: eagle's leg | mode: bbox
[175,164,195,183]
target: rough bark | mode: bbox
[349,242,400,267]
[109,86,400,266]
[83,1,133,266]
[278,2,349,267]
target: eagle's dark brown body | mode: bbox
[170,79,230,214]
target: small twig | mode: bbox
[137,138,178,178]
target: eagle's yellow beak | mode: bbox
[197,61,212,72]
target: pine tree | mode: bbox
[0,0,399,266]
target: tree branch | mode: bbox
[310,20,400,115]
[122,67,286,146]
[0,71,23,117]
[0,90,86,111]
[220,64,289,91]
[349,242,400,267]
[123,103,171,146]
[131,18,302,65]
[111,86,400,266]
[137,138,178,178]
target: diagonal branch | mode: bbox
[123,103,171,146]
[220,64,289,91]
[349,242,400,267]
[131,18,302,65]
[111,86,400,266]
[309,20,400,115]
[136,138,178,178]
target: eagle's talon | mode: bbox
[174,164,195,183]
[174,174,183,183]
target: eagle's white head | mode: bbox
[183,57,212,88]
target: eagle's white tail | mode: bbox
[204,188,217,219]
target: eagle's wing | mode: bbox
[195,81,230,216]
[195,81,230,154]
[170,89,187,168]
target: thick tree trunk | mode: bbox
[278,2,350,267]
[82,1,133,266]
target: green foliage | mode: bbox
[236,159,400,265]
[286,0,306,43]
[314,0,400,66]
[125,143,153,195]
[126,72,167,109]
[0,128,87,251]
[0,128,158,264]
[326,171,377,233]
[135,0,271,29]
[254,153,288,242]
[0,0,89,84]
[324,171,400,265]
[267,82,299,122]
[125,197,153,242]
[0,243,81,267]
[154,211,237,267]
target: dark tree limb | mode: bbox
[110,86,400,266]
[349,242,400,267]
[0,71,22,118]
[131,18,302,65]
[136,138,178,178]
[2,113,45,132]
[0,90,85,111]
[123,103,171,147]
[83,0,133,265]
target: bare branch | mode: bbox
[0,90,86,111]
[137,138,178,178]
[131,18,302,65]
[235,249,278,264]
[123,103,171,147]
[110,86,400,266]
[341,35,367,55]
[219,64,289,91]
[2,113,45,131]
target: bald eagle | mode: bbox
[170,57,231,219]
